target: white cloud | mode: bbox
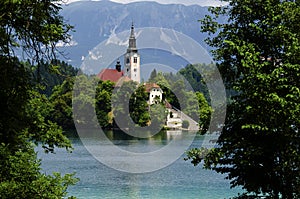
[63,0,226,7]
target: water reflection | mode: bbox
[104,129,176,142]
[75,129,198,173]
[79,129,185,143]
[79,130,192,153]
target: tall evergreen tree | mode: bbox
[148,69,157,82]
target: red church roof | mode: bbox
[97,69,124,83]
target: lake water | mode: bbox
[37,130,242,199]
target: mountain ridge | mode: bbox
[59,0,215,68]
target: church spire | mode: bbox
[128,22,137,51]
[130,21,135,37]
[124,22,140,83]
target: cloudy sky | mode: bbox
[64,0,226,7]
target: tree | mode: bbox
[49,77,76,130]
[149,103,168,130]
[32,60,79,96]
[112,81,137,128]
[72,74,98,128]
[196,92,212,134]
[179,64,209,98]
[0,142,77,199]
[171,79,187,110]
[129,85,150,127]
[112,81,150,128]
[0,58,78,199]
[187,1,300,198]
[0,0,72,62]
[95,80,114,128]
[0,0,77,198]
[183,91,199,121]
[148,68,157,82]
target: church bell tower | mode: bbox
[124,23,140,83]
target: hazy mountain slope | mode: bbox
[60,1,213,68]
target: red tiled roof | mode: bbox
[97,69,124,83]
[144,83,161,92]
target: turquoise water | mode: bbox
[37,131,242,199]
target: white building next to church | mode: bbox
[144,83,163,105]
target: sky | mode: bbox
[64,0,227,7]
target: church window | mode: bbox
[134,57,138,63]
[126,58,130,64]
[134,68,137,72]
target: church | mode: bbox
[96,23,198,130]
[98,23,140,84]
[97,23,163,105]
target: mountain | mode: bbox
[66,0,227,7]
[59,1,215,70]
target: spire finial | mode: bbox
[128,21,137,50]
[130,21,135,38]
